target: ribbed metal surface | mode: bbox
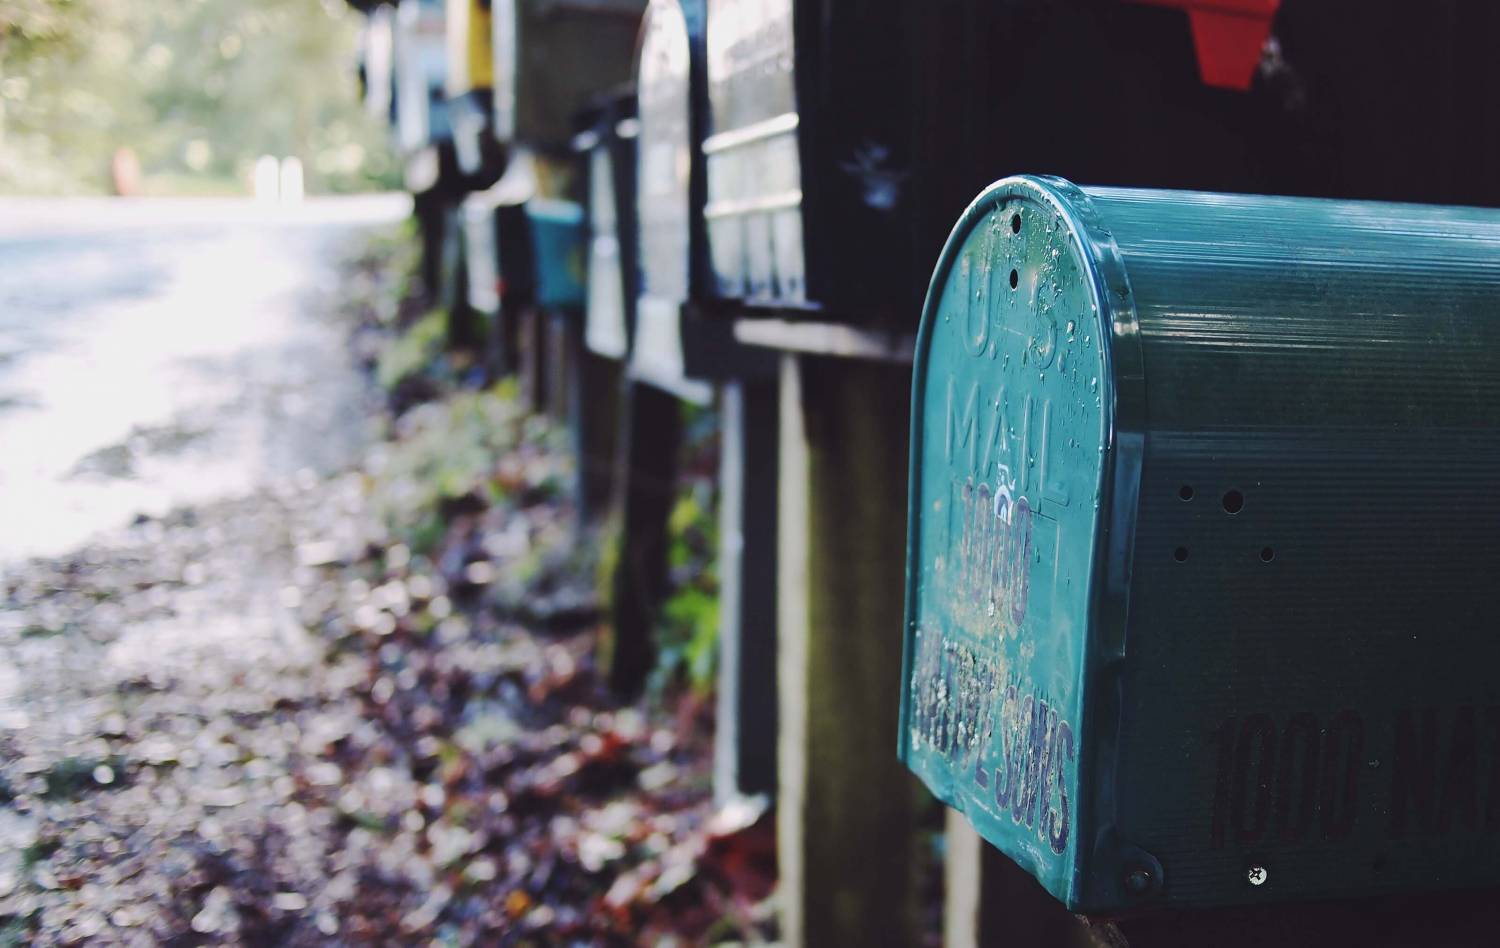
[904,175,1500,912]
[1092,185,1500,907]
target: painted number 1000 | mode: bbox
[1208,711,1364,849]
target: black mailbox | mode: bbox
[700,1,1279,328]
[492,0,646,149]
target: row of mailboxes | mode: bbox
[899,174,1500,912]
[422,0,1500,347]
[680,0,1500,331]
[696,0,1267,326]
[462,155,588,323]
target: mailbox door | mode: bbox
[902,177,1127,907]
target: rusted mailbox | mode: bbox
[900,175,1500,912]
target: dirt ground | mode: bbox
[0,230,774,946]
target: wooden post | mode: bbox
[572,348,621,526]
[776,353,927,947]
[714,377,779,802]
[413,188,445,302]
[608,380,681,697]
[442,207,484,354]
[518,307,546,414]
[945,814,1117,948]
[544,310,572,422]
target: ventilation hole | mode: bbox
[1173,547,1189,563]
[1178,485,1195,502]
[1222,490,1245,514]
[1010,213,1022,234]
[1260,547,1275,563]
[1009,269,1019,289]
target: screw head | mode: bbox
[1246,865,1268,887]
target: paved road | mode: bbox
[0,194,408,564]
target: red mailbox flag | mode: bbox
[1129,0,1280,91]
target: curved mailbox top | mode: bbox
[902,175,1500,911]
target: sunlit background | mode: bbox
[0,0,394,196]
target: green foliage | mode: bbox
[0,0,396,194]
[377,309,449,391]
[369,383,570,556]
[652,482,721,695]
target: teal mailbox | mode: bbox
[901,175,1500,912]
[525,198,587,311]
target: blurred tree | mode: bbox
[0,0,396,195]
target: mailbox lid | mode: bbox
[901,176,1137,907]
